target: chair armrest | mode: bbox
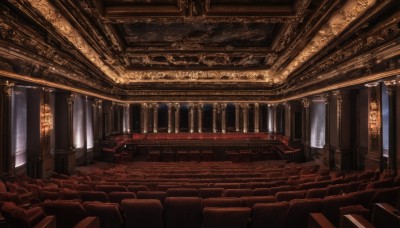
[73,217,99,228]
[308,213,335,228]
[33,216,56,228]
[341,214,374,228]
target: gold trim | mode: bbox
[26,0,375,84]
[2,68,399,104]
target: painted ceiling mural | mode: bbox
[0,0,399,101]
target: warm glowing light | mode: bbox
[41,104,53,133]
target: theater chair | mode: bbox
[199,188,224,198]
[42,200,99,228]
[164,197,203,228]
[252,188,270,196]
[204,197,243,207]
[94,185,127,193]
[250,202,290,228]
[203,207,251,228]
[370,187,400,206]
[372,203,400,228]
[167,188,199,197]
[285,198,322,228]
[306,188,327,199]
[241,196,277,207]
[136,191,167,205]
[59,189,80,200]
[1,202,56,228]
[348,189,377,208]
[182,183,209,189]
[127,185,150,193]
[320,195,356,226]
[213,183,240,189]
[121,199,164,228]
[79,191,109,203]
[84,202,124,228]
[269,185,295,196]
[224,189,252,197]
[108,192,136,204]
[276,190,307,202]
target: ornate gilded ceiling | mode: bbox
[0,0,400,101]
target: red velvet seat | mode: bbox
[270,185,295,196]
[164,197,203,228]
[199,188,224,198]
[39,191,60,202]
[204,197,244,207]
[320,195,356,226]
[366,178,394,189]
[241,196,277,207]
[286,198,322,228]
[224,189,252,197]
[84,202,124,228]
[79,191,109,203]
[1,202,55,228]
[306,188,327,199]
[127,185,150,193]
[326,184,347,196]
[167,188,199,197]
[42,200,88,228]
[108,191,136,204]
[370,187,400,206]
[276,190,307,202]
[182,183,209,189]
[136,191,168,205]
[213,183,240,189]
[250,202,290,228]
[121,199,164,228]
[348,189,377,208]
[94,185,127,193]
[203,207,251,228]
[75,184,93,191]
[59,189,80,200]
[252,188,270,196]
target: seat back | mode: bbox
[286,198,322,228]
[276,190,307,202]
[250,202,290,228]
[241,196,277,208]
[121,199,164,228]
[108,191,136,204]
[42,200,87,228]
[167,188,199,197]
[79,191,109,203]
[252,188,270,196]
[306,188,327,199]
[137,191,168,205]
[94,185,127,193]
[164,197,203,228]
[199,188,224,198]
[84,202,124,228]
[320,195,356,226]
[127,185,149,193]
[204,197,244,207]
[224,189,252,197]
[203,207,251,228]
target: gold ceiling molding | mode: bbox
[125,70,275,83]
[277,0,376,80]
[27,0,375,84]
[26,0,122,83]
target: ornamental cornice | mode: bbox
[23,0,376,85]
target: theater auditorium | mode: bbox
[0,0,399,227]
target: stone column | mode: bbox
[141,103,148,133]
[272,104,277,133]
[67,95,75,150]
[122,104,130,133]
[301,98,311,160]
[93,99,102,156]
[221,103,227,133]
[110,102,115,132]
[323,94,332,168]
[0,81,14,176]
[213,103,218,133]
[83,96,88,165]
[384,80,397,172]
[198,103,203,133]
[235,103,240,132]
[284,103,291,139]
[167,103,173,133]
[189,103,195,133]
[174,103,180,133]
[254,103,260,133]
[243,103,249,133]
[153,104,158,133]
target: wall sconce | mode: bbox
[369,98,380,136]
[41,104,53,134]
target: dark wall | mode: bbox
[55,93,69,150]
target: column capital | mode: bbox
[174,103,180,108]
[167,103,173,108]
[323,93,330,104]
[197,103,203,109]
[1,80,14,96]
[67,94,76,105]
[152,103,159,109]
[141,103,148,109]
[384,79,397,96]
[301,98,310,108]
